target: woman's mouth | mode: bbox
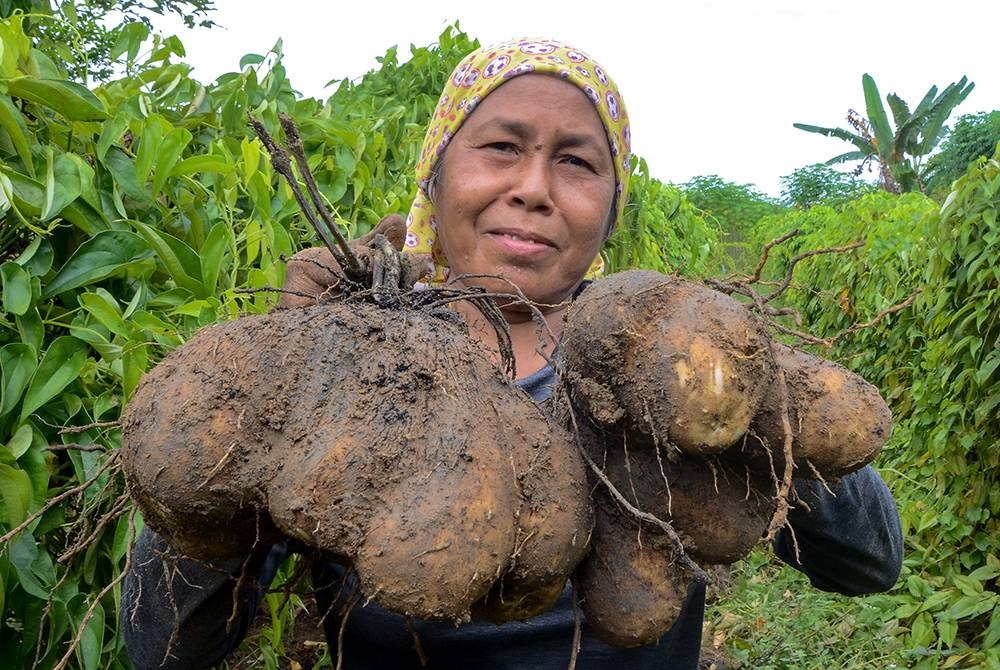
[488,229,555,254]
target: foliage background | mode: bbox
[1,9,999,670]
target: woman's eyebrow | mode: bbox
[474,118,534,138]
[476,118,605,150]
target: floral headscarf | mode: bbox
[403,37,631,283]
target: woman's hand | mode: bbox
[279,214,407,307]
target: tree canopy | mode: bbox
[0,0,216,81]
[794,73,974,194]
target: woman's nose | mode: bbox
[508,156,554,213]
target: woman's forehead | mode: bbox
[460,75,608,137]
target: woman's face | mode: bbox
[433,74,616,310]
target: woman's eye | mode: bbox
[563,155,594,171]
[486,141,516,153]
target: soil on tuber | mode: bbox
[121,299,592,623]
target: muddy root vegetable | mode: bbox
[574,498,695,647]
[563,270,776,457]
[121,299,592,622]
[744,343,892,479]
[471,404,594,622]
[591,435,776,565]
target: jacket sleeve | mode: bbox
[772,465,903,596]
[119,527,287,670]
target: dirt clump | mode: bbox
[121,298,592,623]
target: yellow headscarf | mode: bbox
[403,37,632,283]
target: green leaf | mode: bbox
[5,423,32,459]
[8,531,54,599]
[40,148,84,221]
[134,116,167,186]
[0,14,32,78]
[862,74,895,161]
[15,307,43,354]
[947,593,997,619]
[62,1,79,25]
[1,261,31,315]
[919,78,975,155]
[975,354,1000,386]
[792,123,871,151]
[151,126,192,198]
[886,93,911,130]
[2,166,109,235]
[3,76,107,121]
[0,169,12,213]
[985,608,1000,648]
[41,230,151,299]
[0,343,36,419]
[61,198,110,236]
[78,290,129,338]
[113,512,141,564]
[937,615,957,648]
[131,220,205,297]
[952,573,985,596]
[0,94,34,176]
[0,463,31,527]
[18,428,48,509]
[201,223,233,293]
[967,564,1000,582]
[76,600,105,670]
[95,113,129,162]
[910,611,935,647]
[110,21,150,63]
[239,53,265,69]
[19,336,89,420]
[169,154,234,177]
[101,146,150,204]
[13,236,54,276]
[122,341,148,401]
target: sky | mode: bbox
[149,0,1000,198]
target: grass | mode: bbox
[704,548,907,669]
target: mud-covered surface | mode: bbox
[563,271,776,457]
[587,434,776,565]
[744,343,892,478]
[556,270,893,647]
[574,494,693,648]
[121,298,591,622]
[120,267,894,640]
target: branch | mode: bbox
[829,289,921,343]
[763,241,865,304]
[247,114,360,278]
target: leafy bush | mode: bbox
[779,163,876,209]
[924,111,1000,199]
[723,153,1000,668]
[679,174,784,274]
[605,158,721,277]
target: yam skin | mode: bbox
[117,314,287,558]
[599,438,775,565]
[570,407,775,568]
[744,343,892,479]
[121,300,592,622]
[563,270,776,457]
[574,498,694,648]
[470,401,594,622]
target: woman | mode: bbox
[121,37,903,670]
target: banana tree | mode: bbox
[794,73,974,193]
